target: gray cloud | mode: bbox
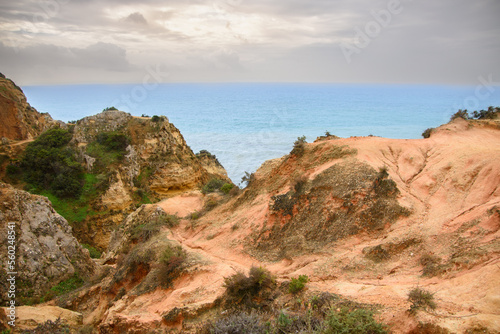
[0,0,498,84]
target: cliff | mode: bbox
[0,183,96,306]
[55,117,500,333]
[1,74,499,333]
[0,73,57,141]
[68,110,230,250]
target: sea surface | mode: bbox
[22,83,500,183]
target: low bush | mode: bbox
[151,115,161,122]
[102,106,118,111]
[420,253,442,277]
[450,109,469,121]
[408,287,436,314]
[290,135,307,156]
[18,128,83,198]
[289,275,308,294]
[203,311,267,334]
[202,178,226,194]
[323,307,388,334]
[422,127,434,139]
[471,106,499,119]
[223,266,276,307]
[158,245,187,288]
[220,183,234,194]
[131,214,179,242]
[95,131,129,152]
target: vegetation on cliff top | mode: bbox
[8,128,84,198]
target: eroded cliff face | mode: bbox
[0,183,96,304]
[69,110,230,250]
[62,117,499,333]
[0,74,57,141]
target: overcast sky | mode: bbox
[0,0,499,85]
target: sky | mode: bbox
[0,0,499,85]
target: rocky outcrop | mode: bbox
[70,111,232,250]
[5,306,83,332]
[0,183,96,304]
[196,150,229,180]
[0,73,58,141]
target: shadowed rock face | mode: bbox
[0,74,57,141]
[0,183,96,304]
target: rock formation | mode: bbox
[0,73,58,141]
[0,183,96,305]
[52,116,500,333]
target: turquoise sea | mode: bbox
[22,83,500,183]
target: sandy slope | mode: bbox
[72,118,499,333]
[149,118,500,333]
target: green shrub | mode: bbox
[289,275,308,294]
[408,287,436,313]
[202,178,226,194]
[471,106,499,120]
[450,109,469,121]
[220,183,234,194]
[19,128,83,198]
[102,106,118,111]
[422,127,434,139]
[81,244,101,259]
[50,274,85,296]
[151,115,161,122]
[95,131,129,152]
[323,307,388,334]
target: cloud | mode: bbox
[124,12,148,25]
[0,42,132,71]
[0,0,499,84]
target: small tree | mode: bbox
[450,109,469,121]
[290,136,307,156]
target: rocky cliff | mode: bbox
[0,183,96,305]
[68,110,230,250]
[53,116,500,333]
[0,73,57,141]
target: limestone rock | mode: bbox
[0,183,96,303]
[9,306,82,331]
[0,74,58,140]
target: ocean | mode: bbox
[22,83,500,183]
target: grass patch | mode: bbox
[50,274,85,296]
[131,214,179,242]
[323,307,388,334]
[81,244,101,259]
